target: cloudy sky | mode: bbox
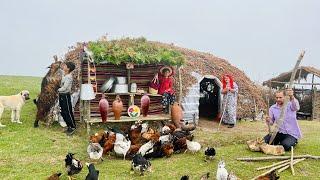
[0,0,319,83]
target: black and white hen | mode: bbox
[204,147,216,161]
[131,153,152,176]
[65,153,83,178]
[85,163,99,180]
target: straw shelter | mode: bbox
[34,37,266,128]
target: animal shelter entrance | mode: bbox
[199,76,222,119]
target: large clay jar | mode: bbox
[112,95,123,120]
[141,94,150,117]
[171,102,183,128]
[99,94,109,123]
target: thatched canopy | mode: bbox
[60,38,266,119]
[263,66,320,88]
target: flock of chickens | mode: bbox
[47,118,280,179]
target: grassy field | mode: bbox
[0,75,319,180]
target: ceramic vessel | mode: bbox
[99,94,109,122]
[141,94,150,117]
[171,102,183,128]
[112,95,123,120]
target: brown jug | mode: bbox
[112,95,123,120]
[171,102,183,128]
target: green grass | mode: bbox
[0,75,319,179]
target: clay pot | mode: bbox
[171,102,183,128]
[141,94,150,117]
[112,95,123,120]
[99,94,109,123]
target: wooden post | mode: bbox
[311,74,315,90]
[127,68,131,92]
[312,87,317,120]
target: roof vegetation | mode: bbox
[88,37,185,66]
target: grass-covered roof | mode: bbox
[88,37,185,66]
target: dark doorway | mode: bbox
[199,77,220,119]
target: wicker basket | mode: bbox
[149,87,158,95]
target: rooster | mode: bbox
[204,147,216,161]
[141,94,150,117]
[65,153,83,179]
[85,163,99,180]
[99,94,109,123]
[131,153,152,176]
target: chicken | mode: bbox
[138,140,155,157]
[200,172,210,180]
[103,132,116,155]
[173,137,187,153]
[204,147,216,160]
[85,163,99,180]
[216,161,228,180]
[256,170,279,180]
[180,175,189,180]
[129,123,143,145]
[87,143,103,160]
[89,131,107,146]
[161,125,171,135]
[141,94,150,117]
[127,144,142,159]
[65,153,83,179]
[227,171,238,180]
[186,140,201,154]
[47,172,62,180]
[142,127,160,142]
[161,142,174,157]
[99,94,109,123]
[114,133,131,160]
[131,153,152,176]
[159,134,172,144]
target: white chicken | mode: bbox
[138,141,155,156]
[159,134,172,144]
[87,143,103,160]
[186,140,201,154]
[216,160,228,180]
[114,133,131,160]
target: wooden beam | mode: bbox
[268,81,320,86]
[311,74,315,90]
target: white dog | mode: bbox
[0,90,30,127]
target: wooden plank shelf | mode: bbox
[96,92,162,97]
[85,114,171,134]
[87,114,170,123]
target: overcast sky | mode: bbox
[0,0,319,83]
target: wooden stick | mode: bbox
[237,154,320,161]
[256,159,290,171]
[278,158,306,173]
[269,50,305,144]
[290,146,295,175]
[252,161,291,180]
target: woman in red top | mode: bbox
[158,66,175,113]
